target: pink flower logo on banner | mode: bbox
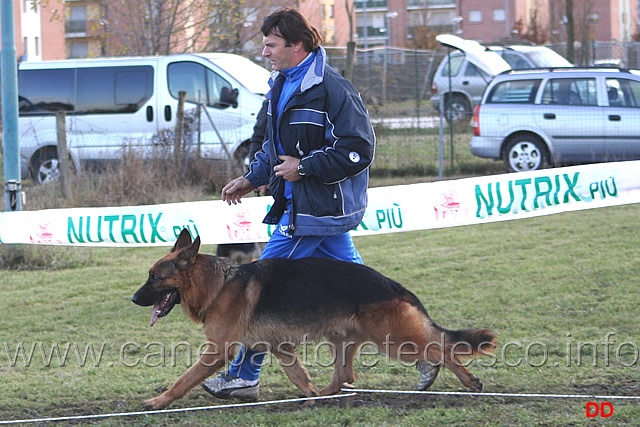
[29,223,63,244]
[434,190,468,222]
[226,210,259,241]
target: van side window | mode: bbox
[168,61,233,109]
[76,66,153,114]
[18,66,153,115]
[18,68,75,113]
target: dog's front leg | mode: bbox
[143,345,226,410]
[273,346,319,398]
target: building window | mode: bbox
[469,10,482,23]
[70,42,88,58]
[35,37,40,56]
[493,9,506,22]
[68,6,88,33]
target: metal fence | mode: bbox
[325,41,640,120]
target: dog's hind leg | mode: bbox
[142,343,228,410]
[273,345,319,397]
[442,353,484,392]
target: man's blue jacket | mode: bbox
[245,47,375,236]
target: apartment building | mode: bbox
[4,0,638,61]
[352,0,637,48]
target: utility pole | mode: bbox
[566,0,575,63]
[2,0,23,211]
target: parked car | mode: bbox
[431,34,572,123]
[471,67,640,172]
[17,53,270,184]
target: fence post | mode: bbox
[175,91,186,170]
[55,111,71,199]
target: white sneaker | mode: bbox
[201,372,259,401]
[417,361,440,391]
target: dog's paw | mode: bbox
[142,397,168,411]
[469,376,484,392]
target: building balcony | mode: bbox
[354,0,388,10]
[65,19,107,38]
[407,0,455,6]
[65,19,87,34]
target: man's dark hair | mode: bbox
[261,7,323,52]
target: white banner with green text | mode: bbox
[1,161,639,246]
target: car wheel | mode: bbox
[30,147,61,184]
[504,135,548,172]
[444,95,471,124]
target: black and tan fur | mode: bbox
[132,228,497,410]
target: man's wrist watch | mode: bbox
[297,163,306,176]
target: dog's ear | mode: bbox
[172,228,193,252]
[175,235,201,271]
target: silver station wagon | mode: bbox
[432,34,572,124]
[471,67,640,172]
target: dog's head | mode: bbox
[132,228,200,326]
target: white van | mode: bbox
[17,53,271,183]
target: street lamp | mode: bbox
[382,11,398,106]
[385,11,398,47]
[452,16,463,35]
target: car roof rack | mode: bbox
[501,66,632,75]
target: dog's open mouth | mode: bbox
[150,290,180,327]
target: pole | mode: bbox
[2,0,22,211]
[363,0,368,64]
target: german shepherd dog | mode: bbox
[132,229,497,410]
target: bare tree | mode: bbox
[102,0,277,57]
[344,0,355,81]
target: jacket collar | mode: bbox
[268,46,326,94]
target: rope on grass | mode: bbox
[4,389,640,424]
[342,388,640,401]
[0,393,357,425]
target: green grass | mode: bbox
[2,204,640,425]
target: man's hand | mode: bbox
[274,155,303,182]
[221,177,254,205]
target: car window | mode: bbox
[168,61,208,104]
[463,63,492,80]
[168,61,232,109]
[522,49,573,67]
[440,55,464,77]
[606,78,640,107]
[541,78,597,106]
[487,79,541,103]
[502,53,531,70]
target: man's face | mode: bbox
[262,33,302,71]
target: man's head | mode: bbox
[261,7,323,71]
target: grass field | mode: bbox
[2,201,639,425]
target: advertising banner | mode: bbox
[1,161,639,246]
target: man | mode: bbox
[202,7,438,401]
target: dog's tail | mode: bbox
[443,327,498,358]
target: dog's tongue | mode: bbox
[150,305,161,327]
